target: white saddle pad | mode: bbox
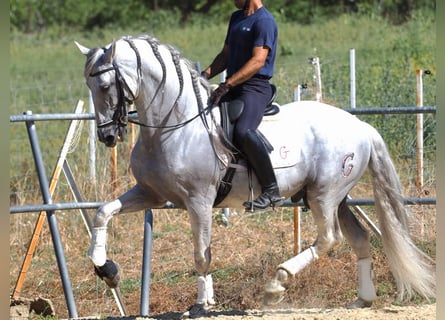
[260,112,301,169]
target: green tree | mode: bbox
[10,0,436,32]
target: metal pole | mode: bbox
[12,101,84,300]
[62,160,127,316]
[89,91,97,188]
[10,197,436,214]
[294,85,301,102]
[347,195,382,238]
[140,209,154,316]
[195,61,202,73]
[350,48,356,108]
[25,111,78,318]
[220,70,227,83]
[62,161,93,236]
[311,57,322,101]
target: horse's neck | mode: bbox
[122,37,215,150]
[135,49,205,124]
[137,79,206,125]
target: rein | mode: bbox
[91,61,215,132]
[127,106,213,130]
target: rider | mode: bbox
[201,0,282,210]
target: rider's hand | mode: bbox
[201,71,210,80]
[209,82,231,105]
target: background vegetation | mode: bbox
[10,0,436,32]
[10,1,436,318]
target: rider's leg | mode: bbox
[232,79,282,210]
[241,129,283,209]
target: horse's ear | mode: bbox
[74,41,90,56]
[103,41,116,64]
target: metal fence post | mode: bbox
[140,209,154,316]
[24,111,78,319]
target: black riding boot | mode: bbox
[241,129,283,210]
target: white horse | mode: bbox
[75,35,435,317]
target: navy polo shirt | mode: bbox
[225,7,278,79]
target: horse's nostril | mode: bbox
[98,132,117,147]
[104,135,116,147]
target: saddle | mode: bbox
[213,84,280,206]
[219,84,280,145]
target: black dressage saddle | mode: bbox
[218,83,280,147]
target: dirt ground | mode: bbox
[10,203,436,319]
[101,303,436,320]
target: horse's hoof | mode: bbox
[94,259,121,288]
[347,298,373,309]
[263,279,286,306]
[181,304,208,319]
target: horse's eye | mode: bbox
[100,84,110,91]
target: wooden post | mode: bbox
[293,207,301,255]
[111,146,118,198]
[416,69,424,193]
[111,145,119,226]
[416,69,425,238]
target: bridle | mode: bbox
[87,37,228,166]
[88,42,214,137]
[89,60,137,138]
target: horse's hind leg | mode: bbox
[264,199,342,305]
[338,199,377,308]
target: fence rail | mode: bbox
[9,197,436,215]
[9,106,437,123]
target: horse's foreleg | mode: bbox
[89,199,122,266]
[88,199,122,288]
[182,203,215,318]
[338,199,376,308]
[191,217,215,308]
[197,273,215,306]
[89,185,159,288]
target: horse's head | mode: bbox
[76,40,139,147]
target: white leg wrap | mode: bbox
[88,226,107,266]
[196,275,207,305]
[196,274,216,306]
[277,246,318,276]
[205,274,215,305]
[357,257,377,302]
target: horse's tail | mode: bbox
[367,125,435,301]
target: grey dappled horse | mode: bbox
[76,35,434,317]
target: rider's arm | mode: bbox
[225,45,269,87]
[202,44,229,80]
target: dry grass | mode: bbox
[9,181,436,319]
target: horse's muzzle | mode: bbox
[97,127,118,148]
[97,125,127,148]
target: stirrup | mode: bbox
[243,193,284,211]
